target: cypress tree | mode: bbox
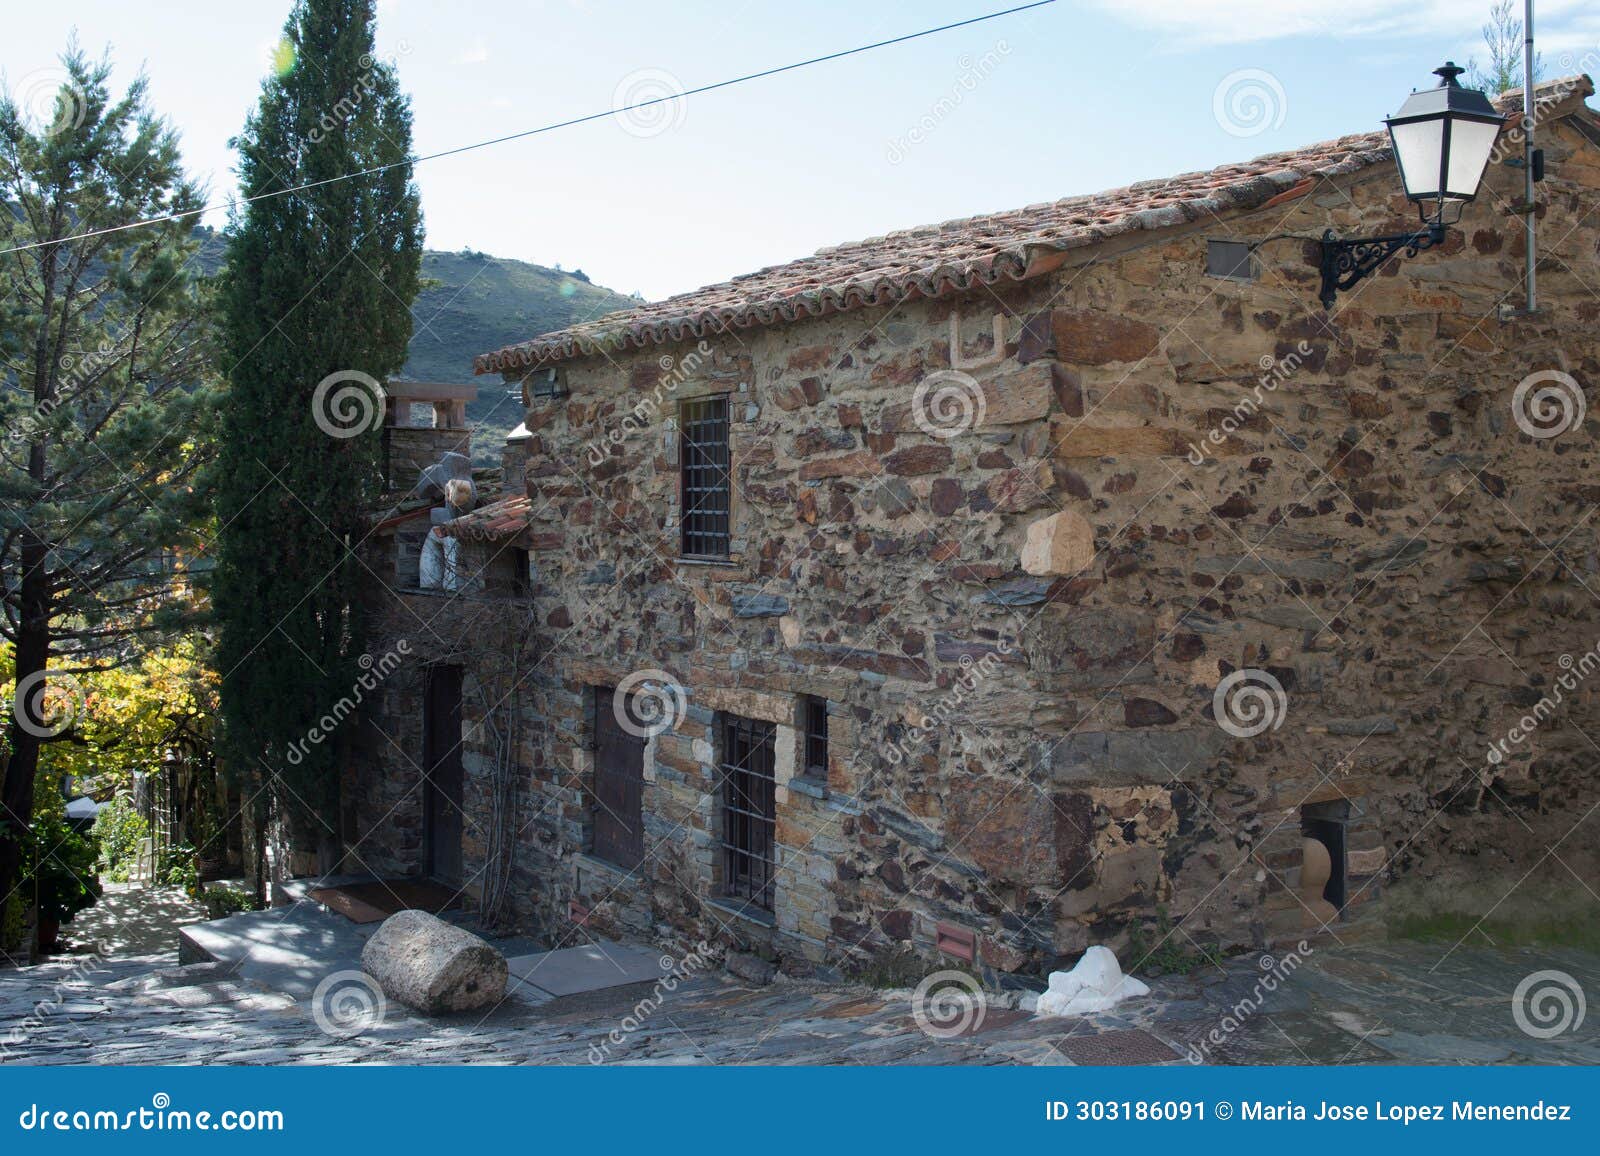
[215,0,421,868]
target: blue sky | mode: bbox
[5,0,1599,300]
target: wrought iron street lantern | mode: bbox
[1319,62,1505,309]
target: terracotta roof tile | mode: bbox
[436,495,532,541]
[477,77,1592,375]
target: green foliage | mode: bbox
[214,0,423,836]
[7,814,101,925]
[1,637,219,792]
[0,43,218,904]
[94,795,150,883]
[1,892,23,952]
[201,884,260,919]
[398,251,634,453]
[1465,0,1542,95]
[158,842,199,897]
[184,230,636,460]
[1126,907,1225,976]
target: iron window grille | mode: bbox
[803,695,829,779]
[680,395,731,558]
[720,714,777,911]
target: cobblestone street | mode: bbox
[3,887,1596,1066]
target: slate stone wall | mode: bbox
[354,112,1600,977]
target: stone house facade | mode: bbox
[350,76,1600,979]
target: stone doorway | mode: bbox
[1301,799,1350,913]
[422,664,464,886]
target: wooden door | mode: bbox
[592,687,645,868]
[423,665,464,885]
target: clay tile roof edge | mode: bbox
[475,75,1593,376]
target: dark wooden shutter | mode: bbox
[592,688,645,868]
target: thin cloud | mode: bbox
[1089,0,1598,49]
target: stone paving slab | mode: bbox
[6,891,1598,1067]
[506,939,672,998]
[179,902,369,999]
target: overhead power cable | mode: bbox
[0,0,1057,257]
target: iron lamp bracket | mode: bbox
[1318,220,1447,310]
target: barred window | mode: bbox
[720,714,776,911]
[680,395,730,559]
[803,695,829,779]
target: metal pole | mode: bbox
[1524,0,1537,314]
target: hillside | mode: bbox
[402,249,638,447]
[192,229,639,454]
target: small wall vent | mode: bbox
[1206,239,1256,282]
[935,921,977,963]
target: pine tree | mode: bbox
[0,47,217,907]
[214,0,421,869]
[1466,0,1542,95]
